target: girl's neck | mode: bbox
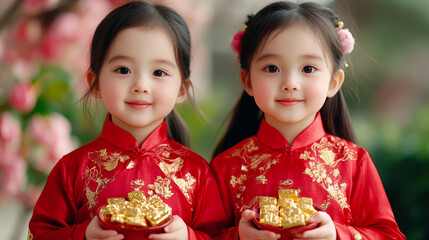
[111,117,163,146]
[264,114,317,145]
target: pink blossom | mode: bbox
[9,82,38,114]
[338,28,355,54]
[23,0,60,14]
[51,13,80,41]
[29,113,76,172]
[38,32,61,60]
[0,112,21,148]
[231,30,245,58]
[0,147,27,197]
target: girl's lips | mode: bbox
[126,100,151,110]
[276,98,303,106]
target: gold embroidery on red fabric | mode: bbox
[349,227,363,240]
[279,179,294,187]
[229,138,282,212]
[230,174,247,187]
[239,195,260,212]
[27,230,33,240]
[320,199,331,211]
[232,138,258,158]
[84,149,130,210]
[154,144,196,206]
[171,173,196,202]
[256,175,268,184]
[302,136,357,212]
[126,160,135,169]
[130,179,145,191]
[148,176,173,199]
[89,149,130,171]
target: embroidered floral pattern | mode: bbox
[228,137,281,211]
[153,144,197,206]
[230,174,247,187]
[88,149,130,171]
[279,179,294,187]
[148,176,173,199]
[126,160,135,169]
[172,173,196,202]
[130,179,145,191]
[84,149,130,210]
[302,136,357,212]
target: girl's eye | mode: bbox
[264,65,279,73]
[302,66,316,73]
[153,70,166,77]
[115,67,131,75]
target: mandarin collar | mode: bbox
[257,113,325,150]
[100,115,168,151]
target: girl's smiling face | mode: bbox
[242,23,343,139]
[90,27,187,141]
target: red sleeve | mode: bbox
[28,158,88,240]
[210,156,241,240]
[335,151,405,240]
[187,164,229,240]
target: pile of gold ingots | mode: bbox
[259,189,317,228]
[100,190,172,228]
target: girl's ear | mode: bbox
[175,79,189,104]
[327,69,344,98]
[86,71,101,98]
[241,70,254,96]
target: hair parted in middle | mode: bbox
[81,1,192,146]
[213,1,356,157]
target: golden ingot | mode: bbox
[260,212,283,227]
[283,213,306,228]
[128,190,146,201]
[298,197,317,215]
[126,216,148,227]
[101,205,119,215]
[107,198,126,205]
[111,213,126,224]
[259,196,277,205]
[258,189,317,229]
[146,206,172,226]
[260,204,278,212]
[101,191,172,228]
[278,189,298,202]
[278,198,296,208]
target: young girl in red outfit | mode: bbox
[211,2,405,240]
[28,2,227,240]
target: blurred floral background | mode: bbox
[0,0,428,239]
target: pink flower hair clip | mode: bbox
[337,21,355,54]
[231,25,247,61]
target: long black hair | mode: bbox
[213,1,356,157]
[81,1,192,146]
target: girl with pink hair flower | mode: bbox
[211,1,404,240]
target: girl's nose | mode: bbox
[282,73,299,91]
[133,76,149,93]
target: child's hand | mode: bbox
[239,209,281,240]
[148,215,188,240]
[85,217,124,240]
[294,211,336,240]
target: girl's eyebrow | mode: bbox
[301,54,324,62]
[108,55,132,63]
[256,53,324,63]
[108,55,176,68]
[256,53,281,62]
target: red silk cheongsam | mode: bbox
[211,113,405,240]
[29,116,228,239]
